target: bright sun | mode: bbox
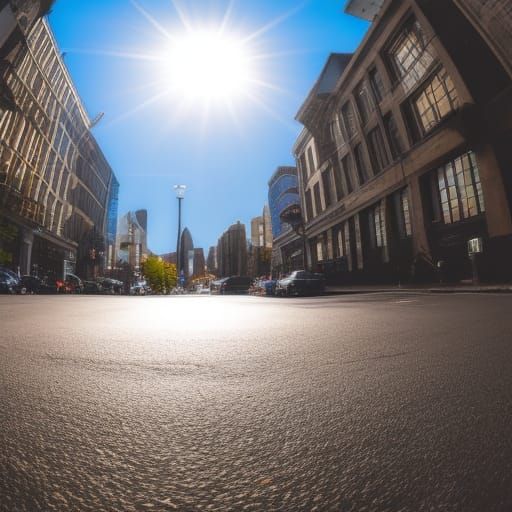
[101,0,301,128]
[163,30,254,102]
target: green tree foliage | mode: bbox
[141,256,177,294]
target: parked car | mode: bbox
[97,278,123,294]
[130,281,150,295]
[210,276,253,295]
[64,273,83,294]
[191,284,210,295]
[0,270,18,294]
[249,278,276,296]
[41,274,61,294]
[83,280,103,294]
[276,271,325,296]
[263,279,278,296]
[16,275,43,294]
[0,266,19,281]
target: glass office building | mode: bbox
[0,18,118,278]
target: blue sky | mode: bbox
[49,0,369,254]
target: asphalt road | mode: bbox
[1,292,512,512]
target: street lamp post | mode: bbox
[173,185,186,285]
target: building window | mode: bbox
[333,161,344,201]
[355,81,373,125]
[369,201,387,249]
[369,67,385,103]
[305,189,314,221]
[341,101,357,139]
[316,239,324,262]
[436,151,485,224]
[343,221,353,271]
[400,188,412,237]
[313,182,322,215]
[329,115,344,146]
[367,126,390,173]
[354,144,370,185]
[413,67,459,134]
[336,114,345,145]
[336,228,344,258]
[299,153,308,184]
[388,19,436,92]
[383,113,403,160]
[307,146,316,175]
[340,154,354,194]
[321,168,333,208]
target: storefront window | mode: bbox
[437,151,485,224]
[316,240,323,262]
[370,201,387,248]
[400,189,412,237]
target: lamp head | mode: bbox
[174,184,187,199]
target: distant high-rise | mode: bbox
[179,227,194,280]
[160,252,177,265]
[206,246,217,275]
[217,221,248,277]
[268,166,303,274]
[192,248,206,279]
[116,209,149,272]
[251,205,273,248]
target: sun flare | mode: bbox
[93,0,307,129]
[163,30,254,102]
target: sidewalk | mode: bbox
[325,283,512,295]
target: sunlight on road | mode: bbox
[131,297,258,333]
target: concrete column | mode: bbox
[407,176,431,258]
[381,198,390,263]
[19,228,33,275]
[354,213,364,270]
[474,144,512,238]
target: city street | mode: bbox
[1,293,512,511]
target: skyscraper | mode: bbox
[217,221,248,277]
[250,205,273,248]
[179,227,194,280]
[206,246,217,275]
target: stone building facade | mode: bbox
[292,0,512,284]
[0,17,118,278]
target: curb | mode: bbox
[325,287,512,295]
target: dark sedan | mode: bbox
[275,270,325,296]
[210,276,253,295]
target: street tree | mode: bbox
[142,256,177,294]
